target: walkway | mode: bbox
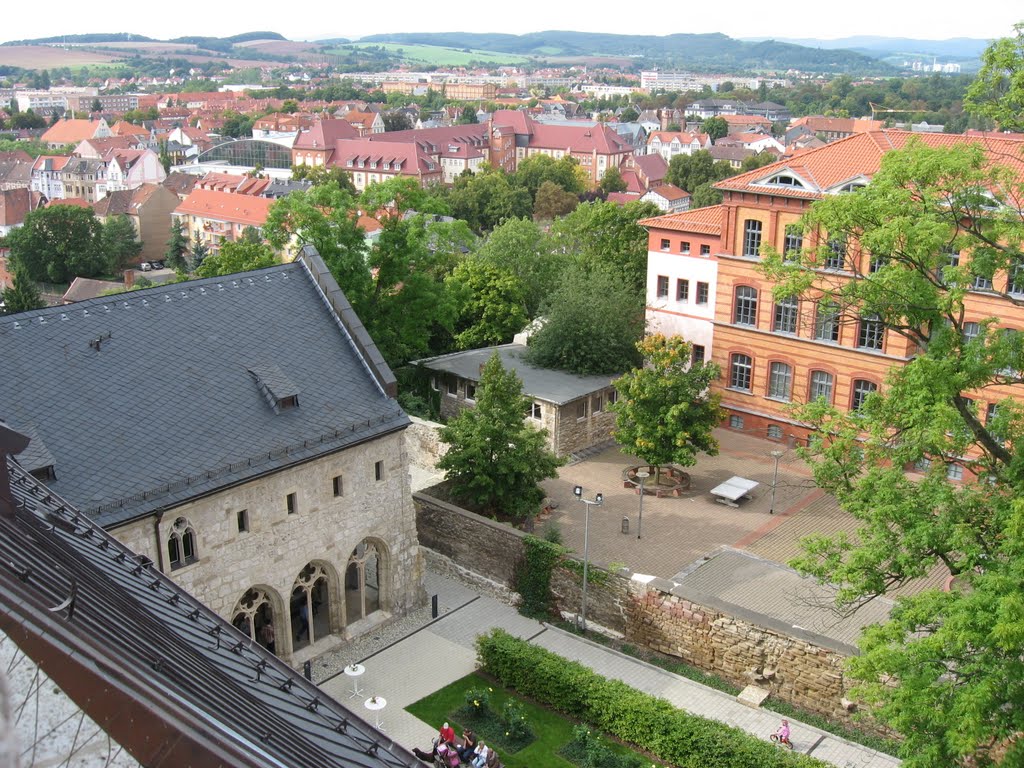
[317,570,900,768]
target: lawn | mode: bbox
[406,672,661,768]
[328,43,529,67]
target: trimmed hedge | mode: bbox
[477,629,829,768]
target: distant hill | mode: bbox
[1,33,156,46]
[356,30,893,73]
[747,36,992,59]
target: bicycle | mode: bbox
[770,732,794,750]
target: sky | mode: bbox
[1,1,1020,44]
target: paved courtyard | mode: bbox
[540,429,824,579]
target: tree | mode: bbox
[448,167,532,234]
[759,137,1024,767]
[525,267,645,375]
[90,97,102,113]
[0,269,44,314]
[512,154,587,201]
[457,106,478,124]
[158,141,172,173]
[195,240,278,278]
[437,353,563,520]
[689,182,723,209]
[598,165,628,195]
[665,150,733,194]
[702,116,728,142]
[619,106,640,123]
[610,334,723,475]
[964,22,1024,131]
[532,180,578,221]
[447,258,529,349]
[165,220,190,272]
[290,164,357,193]
[382,111,413,132]
[475,217,561,318]
[101,214,142,273]
[7,205,105,283]
[190,235,209,271]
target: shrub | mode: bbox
[561,725,650,768]
[515,535,565,618]
[477,629,828,768]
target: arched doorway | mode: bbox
[231,587,279,655]
[291,562,334,651]
[345,540,384,626]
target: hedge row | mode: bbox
[476,629,828,768]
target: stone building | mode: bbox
[0,247,424,664]
[415,343,620,458]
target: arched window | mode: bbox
[232,587,277,655]
[292,562,332,650]
[809,370,834,403]
[767,362,793,401]
[851,379,878,411]
[167,517,197,570]
[733,286,758,326]
[346,541,383,625]
[729,354,753,391]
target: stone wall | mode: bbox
[414,491,868,726]
[112,430,425,663]
[554,398,617,457]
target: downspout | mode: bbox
[153,511,165,572]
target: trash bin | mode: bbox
[621,516,629,534]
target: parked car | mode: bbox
[139,262,152,272]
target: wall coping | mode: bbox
[413,491,531,542]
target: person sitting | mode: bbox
[438,721,456,746]
[485,746,501,768]
[470,742,490,768]
[456,728,478,762]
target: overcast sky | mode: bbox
[2,2,1020,44]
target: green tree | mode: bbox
[190,235,209,270]
[382,111,413,132]
[475,217,561,318]
[512,154,587,201]
[90,97,102,113]
[532,179,579,221]
[964,22,1024,130]
[665,150,733,194]
[195,240,278,277]
[759,137,1024,768]
[548,200,660,298]
[702,116,729,141]
[158,141,172,173]
[165,219,190,272]
[598,165,628,195]
[437,353,563,520]
[525,267,644,375]
[101,214,142,273]
[447,258,529,349]
[457,105,478,124]
[448,167,532,233]
[0,268,45,314]
[619,105,640,123]
[7,205,105,283]
[610,335,723,477]
[689,182,723,209]
[290,164,357,193]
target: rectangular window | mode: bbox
[333,475,344,497]
[576,400,589,420]
[767,362,793,401]
[946,463,964,481]
[676,279,689,301]
[656,275,669,298]
[691,344,705,365]
[530,401,542,420]
[729,414,744,429]
[962,321,980,344]
[700,244,711,255]
[593,394,603,413]
[869,254,887,273]
[660,238,670,251]
[375,460,384,481]
[729,353,753,391]
[783,226,803,258]
[857,316,884,350]
[466,382,477,401]
[430,376,439,391]
[733,286,758,326]
[286,493,297,515]
[773,297,798,335]
[973,272,993,291]
[237,509,249,533]
[680,240,690,254]
[742,219,762,258]
[825,238,846,270]
[852,379,878,411]
[767,424,784,440]
[1010,263,1024,295]
[814,301,840,342]
[608,389,618,405]
[447,376,458,396]
[986,402,998,425]
[696,282,709,305]
[809,370,834,403]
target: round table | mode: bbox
[364,696,386,730]
[343,663,365,699]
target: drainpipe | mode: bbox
[153,511,166,572]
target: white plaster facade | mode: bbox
[645,250,719,356]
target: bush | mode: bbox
[561,725,649,768]
[514,535,566,618]
[477,629,828,768]
[454,683,536,753]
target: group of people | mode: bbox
[412,722,500,767]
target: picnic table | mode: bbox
[710,476,759,507]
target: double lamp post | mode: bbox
[572,485,602,632]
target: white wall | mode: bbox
[645,250,719,356]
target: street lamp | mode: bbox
[635,470,649,540]
[769,450,784,515]
[573,485,603,632]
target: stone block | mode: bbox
[737,685,771,709]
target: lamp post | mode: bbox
[769,450,784,515]
[573,485,603,632]
[635,470,649,540]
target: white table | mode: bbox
[344,663,365,699]
[710,476,759,507]
[364,696,386,730]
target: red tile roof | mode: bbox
[42,119,105,145]
[640,204,724,235]
[293,119,360,151]
[110,121,150,138]
[332,139,440,176]
[32,155,72,172]
[528,122,633,155]
[0,188,43,227]
[174,189,273,227]
[648,184,690,201]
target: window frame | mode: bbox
[773,296,798,335]
[332,474,344,497]
[851,379,878,411]
[809,370,834,403]
[696,281,710,306]
[656,275,670,298]
[676,278,689,302]
[286,492,297,515]
[813,301,840,343]
[857,315,885,351]
[742,219,763,258]
[729,353,753,391]
[767,362,793,401]
[733,285,758,326]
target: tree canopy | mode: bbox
[100,214,142,273]
[437,353,562,520]
[964,22,1024,131]
[8,205,105,283]
[194,240,279,278]
[760,136,1024,767]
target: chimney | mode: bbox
[0,423,31,520]
[124,268,135,289]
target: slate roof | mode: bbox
[1,453,413,768]
[416,343,616,405]
[668,548,893,654]
[0,256,408,527]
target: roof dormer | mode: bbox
[248,364,299,413]
[754,169,814,191]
